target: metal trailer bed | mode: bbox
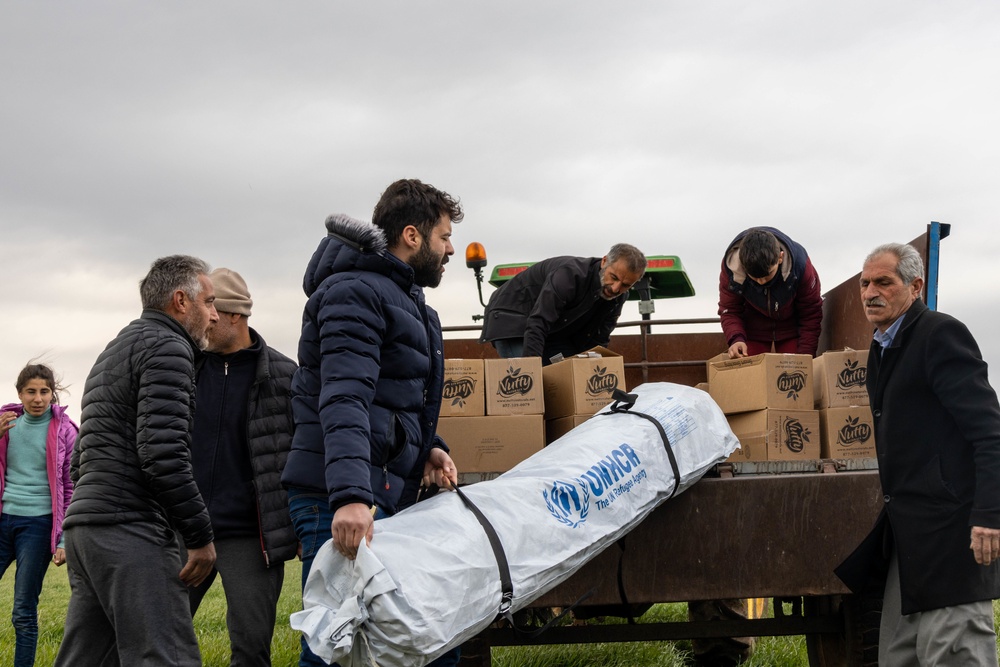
[441,224,948,666]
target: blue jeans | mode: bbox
[288,490,333,667]
[0,513,53,667]
[287,490,460,667]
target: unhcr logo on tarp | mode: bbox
[543,444,645,527]
[543,480,590,528]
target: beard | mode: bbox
[205,327,233,354]
[598,265,617,301]
[411,243,447,288]
[190,328,211,351]
[184,311,212,351]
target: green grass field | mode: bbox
[1,559,997,666]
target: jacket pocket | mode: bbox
[919,455,960,503]
[377,412,409,467]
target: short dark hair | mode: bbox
[372,179,463,246]
[139,255,211,311]
[606,243,647,275]
[739,229,782,279]
[16,362,64,404]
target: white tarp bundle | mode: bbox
[291,382,740,666]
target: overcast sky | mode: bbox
[2,2,999,421]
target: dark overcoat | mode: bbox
[835,299,1000,613]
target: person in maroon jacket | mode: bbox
[718,227,823,359]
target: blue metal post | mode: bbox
[925,221,950,312]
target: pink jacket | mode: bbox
[0,402,78,553]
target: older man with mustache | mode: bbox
[837,242,1000,666]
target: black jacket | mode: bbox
[835,300,1000,613]
[65,309,213,549]
[478,256,625,360]
[194,329,298,564]
[282,215,446,514]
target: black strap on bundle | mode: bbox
[448,388,675,636]
[595,388,677,623]
[450,482,594,638]
[450,483,515,622]
[599,388,679,498]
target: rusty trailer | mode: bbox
[443,224,948,667]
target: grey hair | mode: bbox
[139,255,211,310]
[606,243,647,275]
[865,243,924,285]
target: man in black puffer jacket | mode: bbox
[282,179,463,667]
[56,255,219,667]
[186,267,297,667]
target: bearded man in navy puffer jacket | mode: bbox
[282,179,464,667]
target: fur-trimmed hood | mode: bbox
[302,214,408,297]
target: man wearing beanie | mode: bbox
[186,267,297,667]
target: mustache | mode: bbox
[864,298,887,307]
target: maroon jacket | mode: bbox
[718,227,823,356]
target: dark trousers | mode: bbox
[55,522,202,667]
[493,337,585,365]
[183,535,285,667]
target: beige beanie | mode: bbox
[210,268,253,317]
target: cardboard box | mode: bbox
[708,353,813,415]
[484,357,545,416]
[542,347,625,419]
[723,413,768,463]
[694,382,709,393]
[705,352,728,380]
[545,414,593,445]
[819,406,876,459]
[814,349,870,408]
[440,359,485,417]
[726,409,821,461]
[437,415,545,473]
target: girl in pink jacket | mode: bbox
[0,363,77,667]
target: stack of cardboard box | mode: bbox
[707,353,820,462]
[542,347,626,444]
[813,349,875,459]
[436,357,545,474]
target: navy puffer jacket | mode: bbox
[282,215,445,514]
[65,309,213,549]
